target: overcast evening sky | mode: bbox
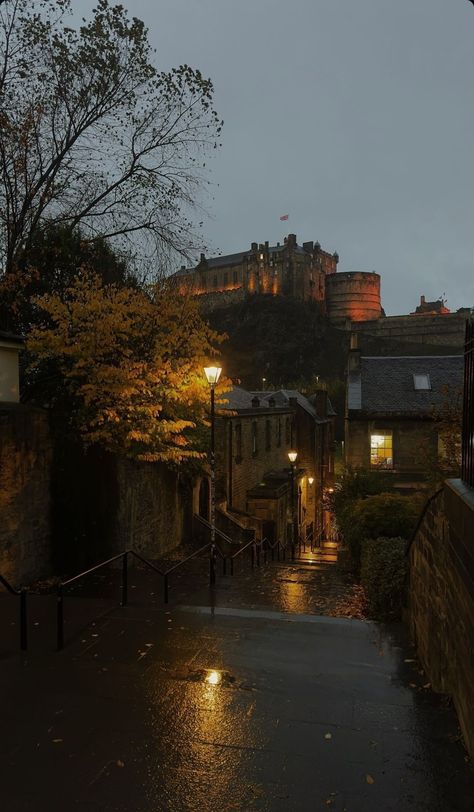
[75,0,474,316]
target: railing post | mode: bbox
[210,545,216,586]
[251,544,255,569]
[230,557,234,576]
[222,556,227,577]
[20,588,27,652]
[164,574,169,604]
[263,542,268,565]
[57,586,64,651]
[121,552,128,607]
[256,543,261,567]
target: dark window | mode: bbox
[265,420,271,451]
[223,272,228,286]
[202,277,207,290]
[235,424,242,460]
[277,418,282,447]
[285,418,291,445]
[252,421,258,456]
[213,275,218,288]
[233,271,238,284]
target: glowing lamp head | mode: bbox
[204,365,222,386]
[308,476,314,485]
[288,450,298,464]
[205,670,222,686]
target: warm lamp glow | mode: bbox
[308,476,314,485]
[205,670,222,686]
[288,450,298,464]
[204,366,222,386]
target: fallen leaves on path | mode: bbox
[330,585,368,620]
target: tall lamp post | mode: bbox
[288,450,298,560]
[204,364,222,585]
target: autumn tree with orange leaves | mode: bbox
[27,274,227,464]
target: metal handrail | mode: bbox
[193,513,234,546]
[56,543,227,650]
[0,573,27,651]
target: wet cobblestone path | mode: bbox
[1,544,473,811]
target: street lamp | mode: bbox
[288,450,298,559]
[204,364,222,585]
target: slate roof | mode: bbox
[348,356,464,416]
[219,386,334,421]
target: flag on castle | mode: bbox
[279,214,289,221]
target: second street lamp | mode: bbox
[204,365,222,585]
[288,450,298,560]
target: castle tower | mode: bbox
[325,271,382,323]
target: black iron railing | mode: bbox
[56,544,226,650]
[462,318,474,488]
[0,573,27,651]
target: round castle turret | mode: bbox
[325,271,382,323]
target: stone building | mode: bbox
[173,233,339,308]
[202,385,335,545]
[345,347,464,490]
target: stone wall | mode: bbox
[408,479,474,756]
[0,410,191,584]
[349,313,466,348]
[51,444,191,571]
[0,405,52,585]
[115,458,191,559]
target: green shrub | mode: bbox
[361,537,408,620]
[342,492,420,569]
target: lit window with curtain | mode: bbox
[370,431,393,468]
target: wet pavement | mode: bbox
[1,554,473,811]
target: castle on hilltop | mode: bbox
[172,233,469,347]
[172,233,383,323]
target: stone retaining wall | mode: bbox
[0,405,52,585]
[408,479,474,756]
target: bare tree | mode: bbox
[0,0,222,274]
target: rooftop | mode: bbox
[348,355,464,415]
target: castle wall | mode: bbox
[349,313,466,348]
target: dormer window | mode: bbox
[413,374,431,390]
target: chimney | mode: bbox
[303,241,314,253]
[251,242,257,251]
[287,234,297,248]
[265,241,269,249]
[420,295,425,305]
[314,387,328,420]
[348,333,361,374]
[199,253,206,262]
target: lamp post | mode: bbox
[204,365,222,585]
[288,450,298,560]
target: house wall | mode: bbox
[218,409,294,512]
[0,405,52,585]
[346,417,437,479]
[408,479,474,757]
